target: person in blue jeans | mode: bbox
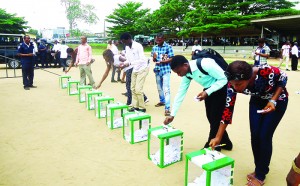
[152,33,174,116]
[210,61,288,186]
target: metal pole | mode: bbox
[261,26,264,38]
[5,47,8,78]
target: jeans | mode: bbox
[249,97,288,181]
[111,66,121,81]
[155,72,171,110]
[126,68,133,105]
[60,58,67,70]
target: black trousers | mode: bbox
[22,63,34,87]
[291,54,298,71]
[204,85,231,144]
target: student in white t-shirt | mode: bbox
[191,40,202,57]
[60,40,69,72]
[96,49,125,89]
[278,41,291,71]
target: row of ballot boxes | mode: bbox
[59,75,235,186]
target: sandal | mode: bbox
[247,172,256,181]
[245,176,265,186]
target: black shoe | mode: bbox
[111,80,118,83]
[139,108,146,113]
[117,79,121,81]
[129,107,138,112]
[121,92,128,97]
[24,86,30,90]
[29,85,37,88]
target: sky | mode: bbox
[0,0,161,33]
[1,0,299,34]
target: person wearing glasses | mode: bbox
[210,61,288,186]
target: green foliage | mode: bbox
[61,0,99,34]
[106,0,300,38]
[0,8,27,34]
[106,1,150,38]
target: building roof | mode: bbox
[251,15,300,35]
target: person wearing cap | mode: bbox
[291,42,299,71]
[209,61,288,186]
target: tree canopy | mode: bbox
[61,0,99,34]
[106,0,300,38]
[0,8,27,34]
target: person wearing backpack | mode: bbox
[163,54,233,151]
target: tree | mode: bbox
[179,0,299,36]
[106,1,150,38]
[0,8,27,34]
[61,0,99,33]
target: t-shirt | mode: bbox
[192,45,202,52]
[60,44,69,59]
[281,44,290,56]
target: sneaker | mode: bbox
[129,107,138,112]
[145,99,149,103]
[139,108,146,113]
[165,110,171,116]
[24,86,30,90]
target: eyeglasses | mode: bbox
[224,71,246,81]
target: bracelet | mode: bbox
[292,158,300,174]
[269,99,277,107]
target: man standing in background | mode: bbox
[291,42,299,71]
[254,38,270,66]
[75,36,95,88]
[152,33,174,116]
[279,41,291,70]
[191,40,202,56]
[59,40,69,72]
[18,35,36,90]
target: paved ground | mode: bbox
[0,54,299,186]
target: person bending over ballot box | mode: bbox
[209,61,288,186]
[163,55,233,151]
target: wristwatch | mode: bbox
[269,100,277,107]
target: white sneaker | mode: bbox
[145,99,149,103]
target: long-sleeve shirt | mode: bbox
[221,65,288,125]
[124,41,147,72]
[76,43,92,65]
[171,58,228,116]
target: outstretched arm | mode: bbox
[96,64,111,89]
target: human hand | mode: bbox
[64,69,69,74]
[164,116,174,125]
[86,61,90,66]
[209,137,221,150]
[96,84,101,89]
[196,91,208,101]
[261,101,276,114]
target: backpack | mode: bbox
[191,48,228,76]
